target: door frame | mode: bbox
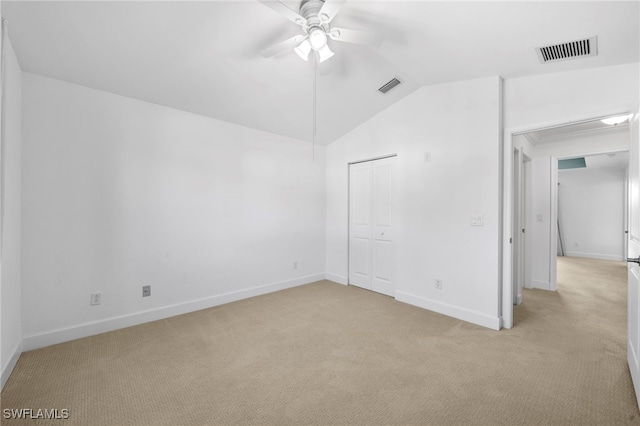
[512,148,531,305]
[347,153,397,291]
[512,147,522,305]
[502,110,633,329]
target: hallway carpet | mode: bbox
[2,257,638,425]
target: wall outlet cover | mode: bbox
[90,292,102,306]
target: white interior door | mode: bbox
[627,105,640,409]
[349,162,372,290]
[371,158,393,296]
[512,148,522,305]
[349,157,394,296]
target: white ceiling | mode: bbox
[3,1,639,145]
[585,151,629,169]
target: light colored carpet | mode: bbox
[2,257,638,425]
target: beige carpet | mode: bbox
[2,257,638,425]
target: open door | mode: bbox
[626,105,640,409]
[512,147,523,305]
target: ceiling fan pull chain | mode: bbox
[312,50,317,161]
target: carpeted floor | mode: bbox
[1,256,638,425]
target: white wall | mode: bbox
[326,76,502,329]
[1,36,22,389]
[558,167,625,261]
[505,63,639,131]
[21,73,326,349]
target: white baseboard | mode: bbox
[395,291,500,330]
[325,273,348,285]
[533,280,551,290]
[23,273,325,351]
[562,252,623,262]
[1,339,23,390]
[629,340,640,410]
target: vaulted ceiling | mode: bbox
[3,1,639,145]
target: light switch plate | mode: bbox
[470,216,484,226]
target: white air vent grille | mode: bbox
[378,77,401,94]
[536,36,597,64]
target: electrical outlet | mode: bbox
[435,279,443,290]
[90,292,102,306]
[142,285,151,297]
[293,261,298,270]
[424,152,431,162]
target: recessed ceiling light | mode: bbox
[601,114,632,125]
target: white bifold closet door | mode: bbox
[349,157,394,296]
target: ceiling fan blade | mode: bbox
[328,27,384,48]
[257,0,307,27]
[260,35,306,58]
[318,0,347,24]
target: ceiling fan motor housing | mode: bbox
[300,0,329,29]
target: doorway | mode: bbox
[348,156,395,296]
[503,113,632,328]
[556,151,628,266]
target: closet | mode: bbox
[348,156,394,296]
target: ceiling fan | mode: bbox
[258,0,383,63]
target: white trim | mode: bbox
[562,252,624,262]
[550,157,558,291]
[1,339,22,390]
[325,273,348,285]
[23,273,324,351]
[502,126,513,329]
[629,341,640,410]
[348,153,397,165]
[533,280,551,290]
[396,291,501,331]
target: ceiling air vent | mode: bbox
[378,77,402,94]
[536,36,597,64]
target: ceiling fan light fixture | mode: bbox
[294,39,311,61]
[601,114,632,125]
[316,44,334,63]
[308,27,328,50]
